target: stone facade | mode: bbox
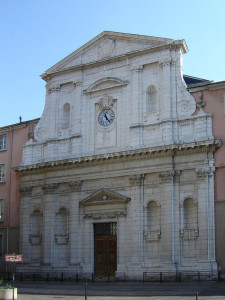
[16,32,220,279]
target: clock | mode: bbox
[98,109,115,127]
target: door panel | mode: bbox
[94,236,117,276]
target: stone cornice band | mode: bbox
[14,139,221,174]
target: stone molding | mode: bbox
[42,183,58,194]
[197,91,206,109]
[48,84,60,94]
[180,227,199,240]
[196,167,215,179]
[158,170,178,183]
[84,77,128,94]
[55,234,69,244]
[73,80,82,88]
[129,174,145,186]
[96,94,116,110]
[80,188,130,206]
[83,210,127,220]
[68,181,83,191]
[29,234,42,245]
[159,58,176,69]
[131,65,143,73]
[20,186,33,196]
[144,229,161,241]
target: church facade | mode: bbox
[17,32,219,279]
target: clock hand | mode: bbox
[105,112,110,122]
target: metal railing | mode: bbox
[0,269,221,283]
[143,270,217,283]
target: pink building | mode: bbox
[0,119,39,272]
[187,77,225,272]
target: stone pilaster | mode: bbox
[47,84,61,139]
[130,65,143,147]
[195,167,216,261]
[128,174,145,266]
[158,169,176,263]
[19,186,33,265]
[159,59,174,121]
[68,181,83,266]
[42,183,58,266]
[72,80,82,136]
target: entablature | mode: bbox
[15,139,221,174]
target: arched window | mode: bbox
[62,103,70,128]
[147,201,159,231]
[183,198,197,228]
[56,207,68,235]
[31,210,42,235]
[146,85,157,113]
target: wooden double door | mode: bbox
[94,223,117,277]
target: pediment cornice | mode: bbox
[80,188,131,206]
[41,32,187,81]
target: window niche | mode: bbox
[61,103,71,129]
[146,85,157,113]
[29,210,42,245]
[55,207,69,244]
[180,198,199,239]
[144,200,161,241]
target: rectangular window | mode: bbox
[0,164,6,182]
[0,135,7,151]
[0,199,5,222]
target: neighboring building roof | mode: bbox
[0,118,40,132]
[183,75,212,86]
[184,75,225,91]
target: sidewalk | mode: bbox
[13,280,225,300]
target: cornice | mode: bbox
[14,139,221,174]
[188,81,225,93]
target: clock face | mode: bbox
[98,109,115,127]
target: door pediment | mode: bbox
[80,188,131,207]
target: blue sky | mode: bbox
[1,0,225,127]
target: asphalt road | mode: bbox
[12,280,225,300]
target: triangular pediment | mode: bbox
[41,31,181,79]
[80,188,131,206]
